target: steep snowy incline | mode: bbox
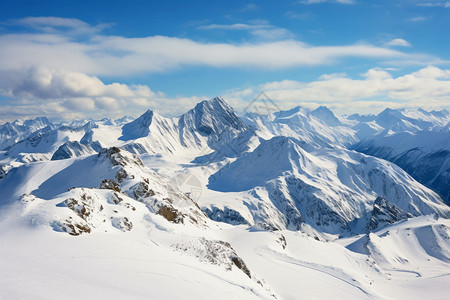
[206,136,449,233]
[353,130,450,205]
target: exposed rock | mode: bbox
[131,181,155,199]
[98,147,144,167]
[59,219,91,236]
[277,234,287,250]
[110,192,123,204]
[367,197,413,232]
[158,205,184,223]
[112,217,133,231]
[0,165,8,179]
[173,237,251,278]
[115,168,129,183]
[64,194,96,221]
[99,179,121,192]
[203,206,249,225]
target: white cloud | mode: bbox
[223,66,450,115]
[0,66,208,122]
[1,67,154,99]
[385,38,411,47]
[62,97,96,111]
[1,17,449,122]
[0,34,409,76]
[0,17,431,78]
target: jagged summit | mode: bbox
[180,96,246,136]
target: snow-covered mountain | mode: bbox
[349,107,450,140]
[353,130,450,205]
[120,97,252,158]
[1,97,450,299]
[0,116,53,150]
[206,136,449,233]
[243,106,357,148]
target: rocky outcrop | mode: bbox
[367,197,413,232]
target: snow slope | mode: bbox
[353,130,450,205]
[243,106,357,148]
[206,136,449,233]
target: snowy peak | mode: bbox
[208,136,310,192]
[375,108,410,129]
[22,116,52,128]
[181,96,246,136]
[120,110,155,141]
[245,105,357,148]
[273,106,310,121]
[51,141,98,160]
[311,106,342,127]
[0,116,55,150]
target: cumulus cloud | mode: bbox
[385,39,411,47]
[0,66,208,122]
[0,67,164,121]
[223,66,450,115]
[1,67,155,99]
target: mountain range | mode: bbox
[1,97,449,299]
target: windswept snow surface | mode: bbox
[1,98,450,299]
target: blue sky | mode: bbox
[0,0,449,121]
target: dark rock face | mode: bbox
[203,206,249,225]
[367,197,413,232]
[99,179,121,192]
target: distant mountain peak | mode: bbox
[120,110,155,141]
[311,106,342,127]
[181,96,246,136]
